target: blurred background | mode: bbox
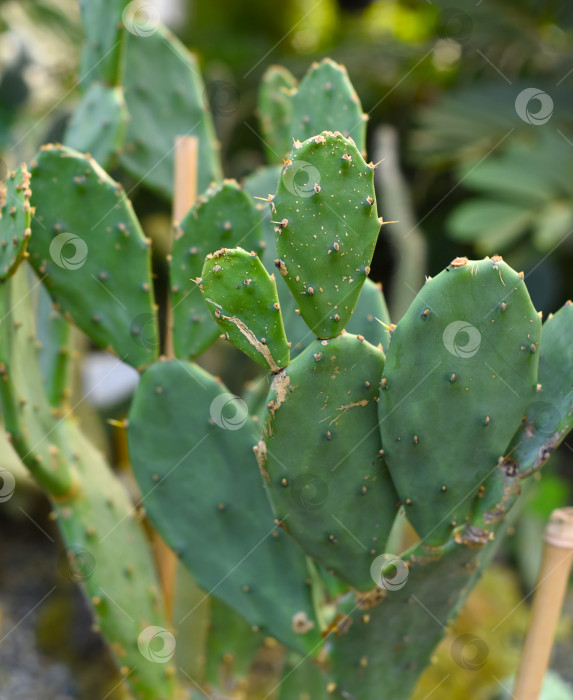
[1,0,572,698]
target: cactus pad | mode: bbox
[258,332,399,590]
[171,181,264,359]
[65,83,128,168]
[27,144,158,370]
[379,257,541,545]
[0,164,32,281]
[77,0,127,84]
[290,59,367,155]
[200,247,289,371]
[120,26,221,200]
[507,299,573,477]
[258,65,297,163]
[273,132,380,338]
[127,359,321,653]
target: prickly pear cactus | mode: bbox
[8,23,573,700]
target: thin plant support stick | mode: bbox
[155,135,199,621]
[513,507,573,700]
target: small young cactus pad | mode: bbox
[200,247,290,371]
[171,181,265,359]
[27,144,158,370]
[273,132,380,339]
[0,164,32,281]
[258,332,398,590]
[379,257,541,545]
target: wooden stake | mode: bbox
[513,507,573,700]
[154,135,199,621]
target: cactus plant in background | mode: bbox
[1,4,573,700]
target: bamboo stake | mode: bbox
[154,135,199,621]
[513,507,573,700]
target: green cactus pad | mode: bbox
[27,144,158,370]
[258,332,399,591]
[273,132,380,339]
[346,279,391,353]
[64,83,128,168]
[290,59,367,155]
[127,359,322,654]
[506,299,573,477]
[329,541,485,700]
[77,0,128,84]
[55,420,178,700]
[200,247,289,371]
[258,65,297,163]
[120,25,222,200]
[0,267,75,496]
[0,164,32,281]
[379,257,541,545]
[171,181,264,359]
